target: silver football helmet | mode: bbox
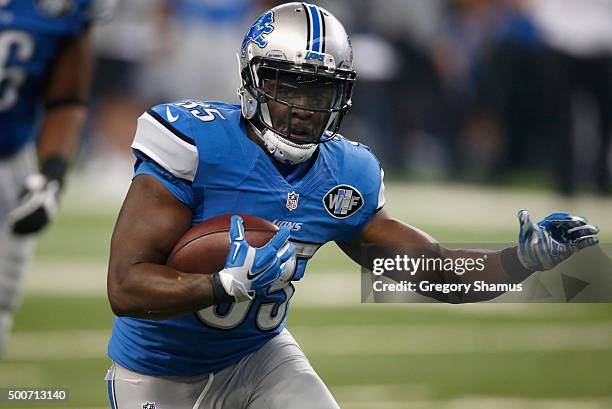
[238,2,356,164]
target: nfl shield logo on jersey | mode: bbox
[142,403,156,409]
[286,191,299,211]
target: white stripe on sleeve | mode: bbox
[377,168,386,210]
[131,112,198,182]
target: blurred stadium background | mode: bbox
[2,0,612,408]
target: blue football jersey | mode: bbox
[108,100,386,376]
[0,0,110,156]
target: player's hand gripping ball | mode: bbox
[517,210,600,271]
[168,214,296,302]
[217,215,295,301]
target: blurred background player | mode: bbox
[529,0,612,195]
[0,0,115,355]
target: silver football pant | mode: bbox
[105,329,340,409]
[0,147,36,355]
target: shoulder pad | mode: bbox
[151,100,235,128]
[131,103,199,182]
[334,136,386,212]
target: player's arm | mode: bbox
[338,208,599,303]
[338,209,514,302]
[39,28,92,166]
[108,105,295,319]
[9,29,93,234]
[107,174,219,320]
[107,174,295,319]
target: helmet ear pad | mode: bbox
[238,60,260,120]
[240,87,258,120]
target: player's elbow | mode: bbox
[107,266,137,317]
[109,301,129,317]
[107,279,130,317]
[107,287,143,318]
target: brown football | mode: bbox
[167,214,279,275]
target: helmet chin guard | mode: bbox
[249,123,317,165]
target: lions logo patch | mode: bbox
[323,185,363,219]
[241,11,274,55]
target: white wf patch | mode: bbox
[323,184,363,219]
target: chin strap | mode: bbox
[248,122,317,165]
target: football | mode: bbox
[167,214,279,275]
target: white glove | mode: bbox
[517,210,600,271]
[212,215,296,303]
[8,173,60,235]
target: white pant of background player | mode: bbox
[0,146,36,355]
[106,330,340,409]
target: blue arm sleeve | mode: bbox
[133,151,194,210]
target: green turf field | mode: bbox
[1,181,611,408]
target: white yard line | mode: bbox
[4,330,110,360]
[381,183,612,234]
[5,322,612,361]
[289,322,612,355]
[22,266,610,323]
[332,381,612,408]
[24,262,107,295]
[331,383,433,403]
[25,181,612,297]
[61,177,612,234]
[338,396,612,409]
[0,363,46,385]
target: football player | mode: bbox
[106,3,600,408]
[0,0,116,355]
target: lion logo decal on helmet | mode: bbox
[241,11,275,54]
